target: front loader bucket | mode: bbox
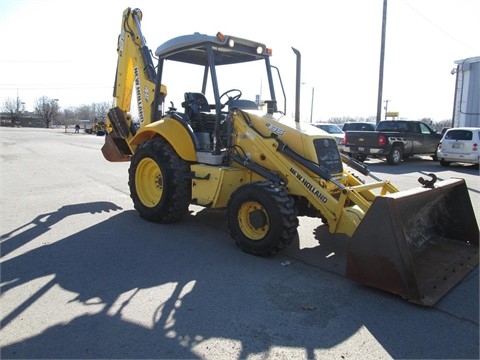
[346,178,479,306]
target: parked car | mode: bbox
[436,127,480,166]
[341,122,376,161]
[342,122,376,132]
[341,120,442,165]
[441,127,451,135]
[312,123,344,145]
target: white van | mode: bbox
[436,127,480,166]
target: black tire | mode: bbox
[440,160,451,167]
[356,154,368,162]
[128,136,191,223]
[226,181,298,256]
[386,146,402,165]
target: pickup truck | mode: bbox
[340,120,443,165]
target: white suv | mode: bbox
[312,123,344,145]
[436,127,480,166]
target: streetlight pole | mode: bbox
[376,0,388,124]
[302,82,315,123]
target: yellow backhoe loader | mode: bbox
[102,8,479,306]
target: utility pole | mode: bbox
[376,0,388,124]
[310,86,315,123]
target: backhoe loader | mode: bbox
[102,7,479,306]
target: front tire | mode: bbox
[226,181,298,256]
[129,136,191,223]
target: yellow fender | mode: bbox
[130,117,197,161]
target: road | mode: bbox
[1,127,478,359]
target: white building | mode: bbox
[452,56,480,128]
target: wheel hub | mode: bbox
[238,201,270,240]
[136,157,163,207]
[249,209,268,229]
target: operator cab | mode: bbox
[154,32,279,158]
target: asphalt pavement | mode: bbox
[0,127,478,359]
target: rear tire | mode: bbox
[129,136,191,223]
[386,146,402,165]
[226,181,298,256]
[356,154,368,162]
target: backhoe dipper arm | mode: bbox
[112,8,166,126]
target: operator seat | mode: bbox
[182,92,215,133]
[183,92,210,117]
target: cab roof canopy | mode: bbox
[155,32,270,66]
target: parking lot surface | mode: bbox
[1,128,479,359]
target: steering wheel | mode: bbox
[219,89,242,108]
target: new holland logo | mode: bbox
[289,167,328,203]
[134,66,145,124]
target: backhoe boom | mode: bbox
[112,7,164,127]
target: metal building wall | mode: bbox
[453,56,480,128]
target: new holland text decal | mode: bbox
[289,167,328,203]
[134,66,145,124]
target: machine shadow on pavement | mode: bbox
[1,202,123,257]
[1,202,478,359]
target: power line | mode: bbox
[401,0,479,53]
[0,84,111,90]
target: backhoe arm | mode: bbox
[102,8,168,162]
[112,7,165,126]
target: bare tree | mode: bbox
[93,102,110,121]
[432,119,452,133]
[34,96,59,128]
[2,96,25,126]
[75,104,95,121]
[1,93,113,128]
[61,107,77,127]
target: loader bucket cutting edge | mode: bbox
[346,178,479,306]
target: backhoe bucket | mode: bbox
[101,135,131,162]
[346,178,479,306]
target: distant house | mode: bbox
[0,112,44,128]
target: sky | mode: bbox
[0,0,479,122]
